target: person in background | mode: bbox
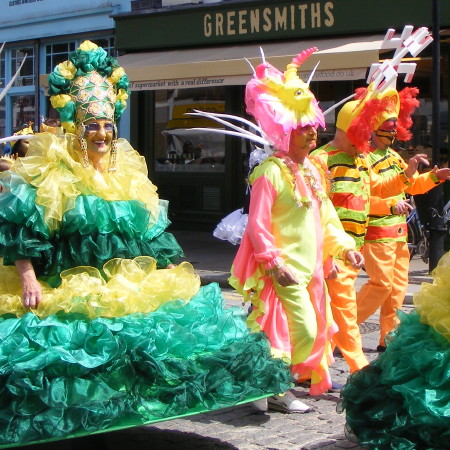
[356,87,450,352]
[40,116,64,135]
[0,159,11,173]
[9,122,34,158]
[311,83,429,374]
[229,47,364,413]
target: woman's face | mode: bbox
[83,119,114,159]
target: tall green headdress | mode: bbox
[48,41,129,135]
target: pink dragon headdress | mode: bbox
[245,47,325,153]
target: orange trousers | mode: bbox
[356,241,410,347]
[326,260,369,373]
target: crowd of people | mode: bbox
[0,34,449,449]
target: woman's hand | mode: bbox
[15,260,42,309]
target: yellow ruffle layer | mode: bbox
[0,257,200,319]
[10,133,159,233]
[414,251,450,342]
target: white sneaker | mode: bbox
[251,397,268,412]
[267,391,311,413]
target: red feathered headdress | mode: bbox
[338,83,420,152]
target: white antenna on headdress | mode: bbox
[322,93,356,117]
[185,110,270,148]
[189,127,270,148]
[187,110,263,136]
[259,47,266,65]
[306,61,320,87]
[0,134,34,145]
[244,58,256,76]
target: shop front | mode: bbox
[113,0,450,229]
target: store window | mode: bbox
[11,47,34,87]
[11,94,35,130]
[154,87,226,173]
[45,42,76,73]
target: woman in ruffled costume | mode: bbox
[340,251,450,449]
[0,41,291,447]
[228,48,364,411]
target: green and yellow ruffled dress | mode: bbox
[341,251,450,449]
[0,133,291,447]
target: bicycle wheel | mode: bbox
[407,220,420,260]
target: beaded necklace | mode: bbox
[274,151,328,208]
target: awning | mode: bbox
[118,34,387,91]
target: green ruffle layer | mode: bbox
[0,283,292,447]
[341,310,450,449]
[0,178,182,285]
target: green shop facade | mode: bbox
[113,0,450,230]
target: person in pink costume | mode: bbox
[228,48,364,412]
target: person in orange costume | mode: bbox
[356,88,450,351]
[311,85,428,373]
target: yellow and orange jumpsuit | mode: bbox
[357,147,443,347]
[311,145,412,372]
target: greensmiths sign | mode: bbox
[114,0,449,51]
[203,2,335,38]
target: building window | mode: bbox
[11,47,34,87]
[0,47,5,92]
[92,37,116,57]
[11,94,35,131]
[45,42,76,74]
[154,87,226,173]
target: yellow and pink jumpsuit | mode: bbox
[229,155,356,395]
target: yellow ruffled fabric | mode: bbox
[10,133,159,233]
[0,257,200,319]
[414,251,450,342]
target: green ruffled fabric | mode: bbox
[0,177,182,286]
[0,283,292,447]
[0,172,49,238]
[340,310,450,449]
